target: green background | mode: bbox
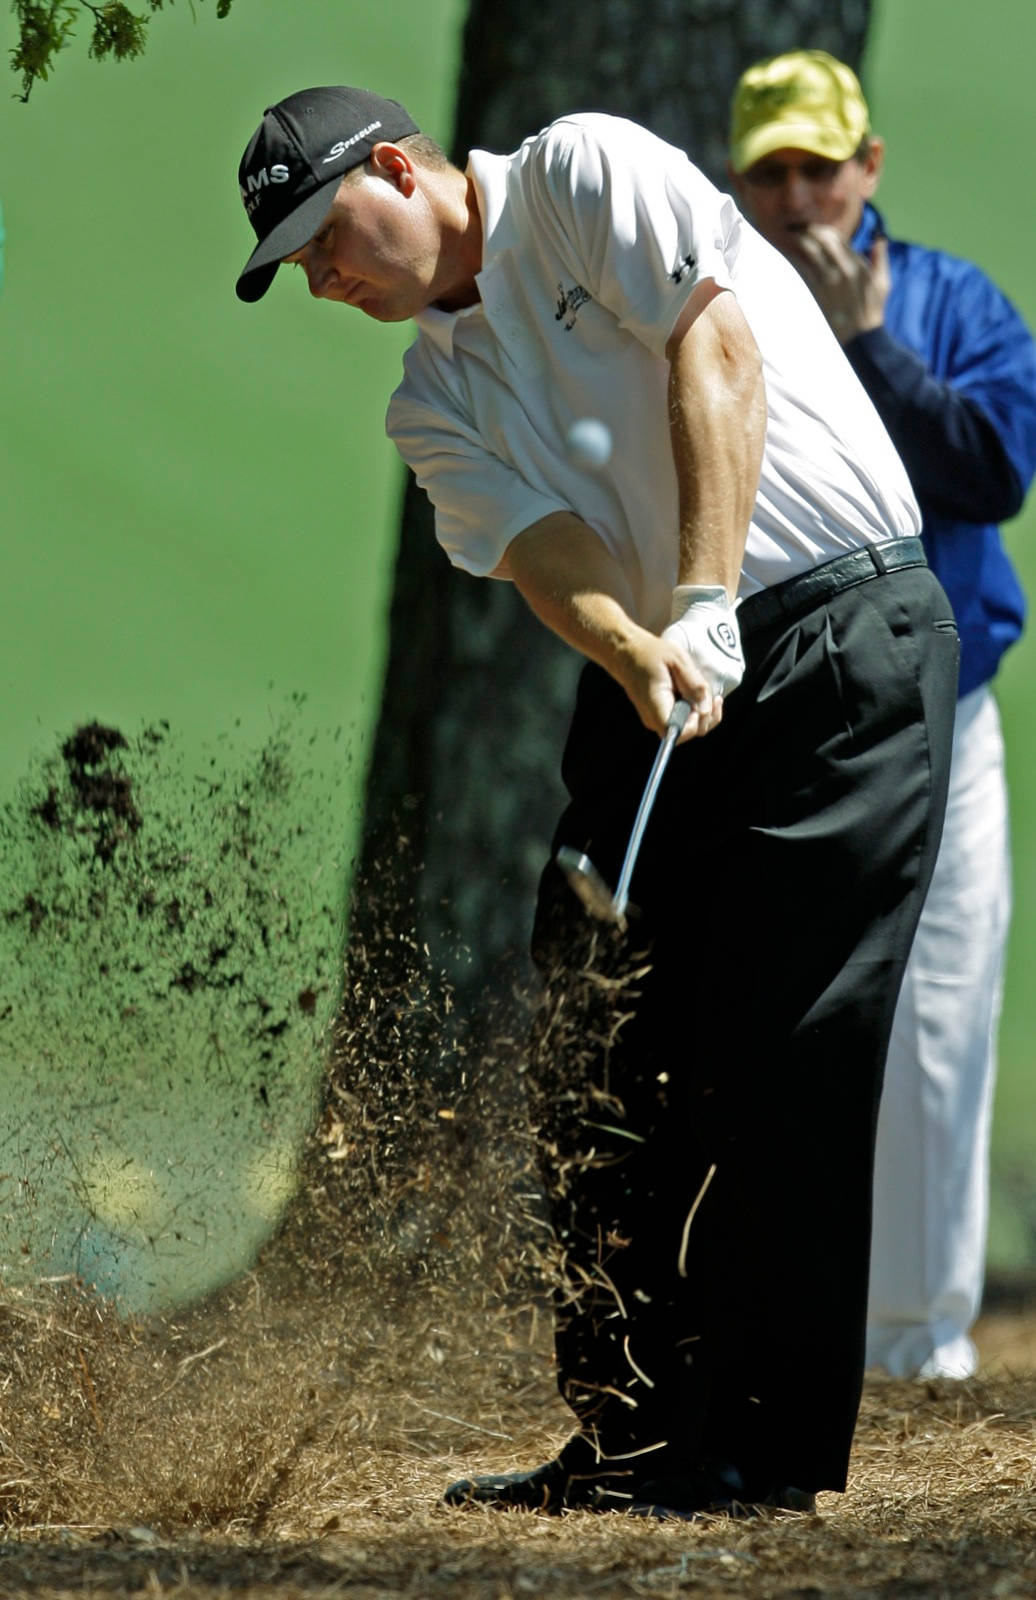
[0,0,1032,1302]
[864,4,1036,1265]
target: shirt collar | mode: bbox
[413,146,513,357]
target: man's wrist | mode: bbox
[670,584,730,622]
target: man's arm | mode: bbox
[665,283,766,594]
[501,286,767,743]
[791,226,1036,522]
[843,329,1031,522]
[500,511,720,740]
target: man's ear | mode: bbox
[860,135,885,199]
[369,141,417,196]
[726,159,747,203]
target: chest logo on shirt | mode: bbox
[670,251,697,284]
[555,282,592,331]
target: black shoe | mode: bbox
[444,1441,635,1514]
[629,1463,816,1521]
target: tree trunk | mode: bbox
[345,1,873,1046]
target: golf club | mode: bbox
[557,698,691,928]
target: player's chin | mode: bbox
[358,299,413,323]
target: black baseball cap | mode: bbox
[236,86,419,303]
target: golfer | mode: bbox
[728,50,1036,1383]
[234,87,959,1516]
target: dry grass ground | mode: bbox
[3,720,1033,1594]
[0,1260,1033,1600]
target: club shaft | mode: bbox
[612,701,690,918]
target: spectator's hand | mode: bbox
[789,225,890,343]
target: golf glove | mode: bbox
[662,585,745,698]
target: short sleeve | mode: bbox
[387,382,570,577]
[524,116,740,358]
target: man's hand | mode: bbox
[789,224,890,343]
[616,627,726,744]
[503,512,731,745]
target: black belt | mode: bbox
[738,536,928,638]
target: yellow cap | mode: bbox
[729,49,870,174]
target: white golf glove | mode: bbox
[662,585,745,698]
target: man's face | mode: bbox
[282,145,446,322]
[732,142,883,255]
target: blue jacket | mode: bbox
[846,203,1036,697]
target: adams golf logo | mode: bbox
[241,163,290,217]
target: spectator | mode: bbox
[730,48,1036,1379]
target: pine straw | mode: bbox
[1,717,1032,1594]
[2,719,1032,1595]
[0,1260,1033,1600]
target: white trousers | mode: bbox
[865,685,1010,1379]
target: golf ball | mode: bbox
[565,417,613,470]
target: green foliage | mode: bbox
[86,2,149,67]
[10,0,234,101]
[9,3,78,96]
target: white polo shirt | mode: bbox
[386,113,920,632]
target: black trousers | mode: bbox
[528,557,959,1495]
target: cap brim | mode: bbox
[235,174,344,303]
[731,121,861,174]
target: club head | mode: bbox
[555,845,627,927]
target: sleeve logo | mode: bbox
[670,251,697,284]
